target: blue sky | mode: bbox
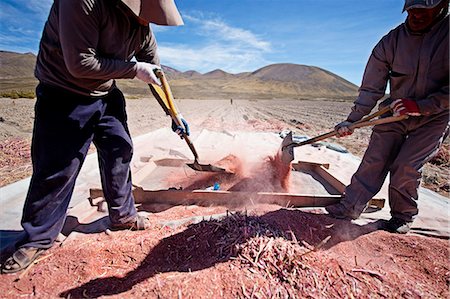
[0,0,406,85]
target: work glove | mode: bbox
[135,62,161,85]
[335,120,354,137]
[390,98,420,117]
[171,114,190,138]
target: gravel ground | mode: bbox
[0,97,448,196]
[1,97,449,298]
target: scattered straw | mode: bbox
[351,268,384,281]
[16,253,54,281]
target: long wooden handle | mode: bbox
[293,114,407,148]
[155,70,179,119]
[356,105,391,123]
[148,84,171,116]
[154,69,199,160]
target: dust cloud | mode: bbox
[167,152,292,200]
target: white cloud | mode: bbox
[0,0,51,53]
[159,44,269,73]
[157,14,272,73]
[0,0,51,18]
[151,25,171,33]
[183,14,271,51]
[23,0,52,14]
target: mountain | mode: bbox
[249,63,357,95]
[183,70,202,78]
[202,69,233,79]
[0,51,36,79]
[0,51,358,99]
[0,51,38,95]
[161,65,182,80]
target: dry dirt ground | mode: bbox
[0,97,448,195]
[1,207,449,298]
[1,97,449,298]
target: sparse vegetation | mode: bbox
[0,52,447,197]
[1,90,35,99]
[429,143,450,167]
[2,52,359,100]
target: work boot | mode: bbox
[380,217,413,234]
[325,203,360,220]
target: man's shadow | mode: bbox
[0,216,110,264]
[60,209,383,298]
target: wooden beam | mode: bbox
[90,188,343,207]
[154,158,190,167]
[293,161,330,170]
[292,162,345,193]
[292,161,385,209]
[139,155,153,162]
[89,159,384,209]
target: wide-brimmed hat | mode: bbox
[120,0,184,25]
[403,0,444,12]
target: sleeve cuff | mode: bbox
[346,112,365,123]
[416,101,432,116]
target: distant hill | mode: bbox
[0,51,358,99]
[0,51,36,79]
[182,70,202,78]
[0,51,38,96]
[202,69,234,79]
[251,63,356,93]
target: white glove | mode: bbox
[135,62,161,85]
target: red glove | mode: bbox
[390,99,420,117]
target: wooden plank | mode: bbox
[153,158,190,167]
[292,161,385,209]
[90,187,343,207]
[292,161,345,192]
[139,155,153,162]
[90,159,384,209]
[292,161,330,170]
[314,165,346,194]
[367,198,385,209]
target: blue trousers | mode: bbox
[21,83,137,249]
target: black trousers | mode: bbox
[21,83,137,249]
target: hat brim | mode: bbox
[403,1,442,12]
[121,0,184,26]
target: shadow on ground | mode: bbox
[60,209,382,298]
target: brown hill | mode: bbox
[183,70,202,78]
[0,51,38,95]
[235,72,252,78]
[251,63,357,95]
[202,69,234,79]
[160,65,182,80]
[0,51,36,79]
[0,51,358,99]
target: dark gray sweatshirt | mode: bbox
[347,15,449,121]
[35,0,159,96]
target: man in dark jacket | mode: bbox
[2,0,188,274]
[326,0,449,234]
